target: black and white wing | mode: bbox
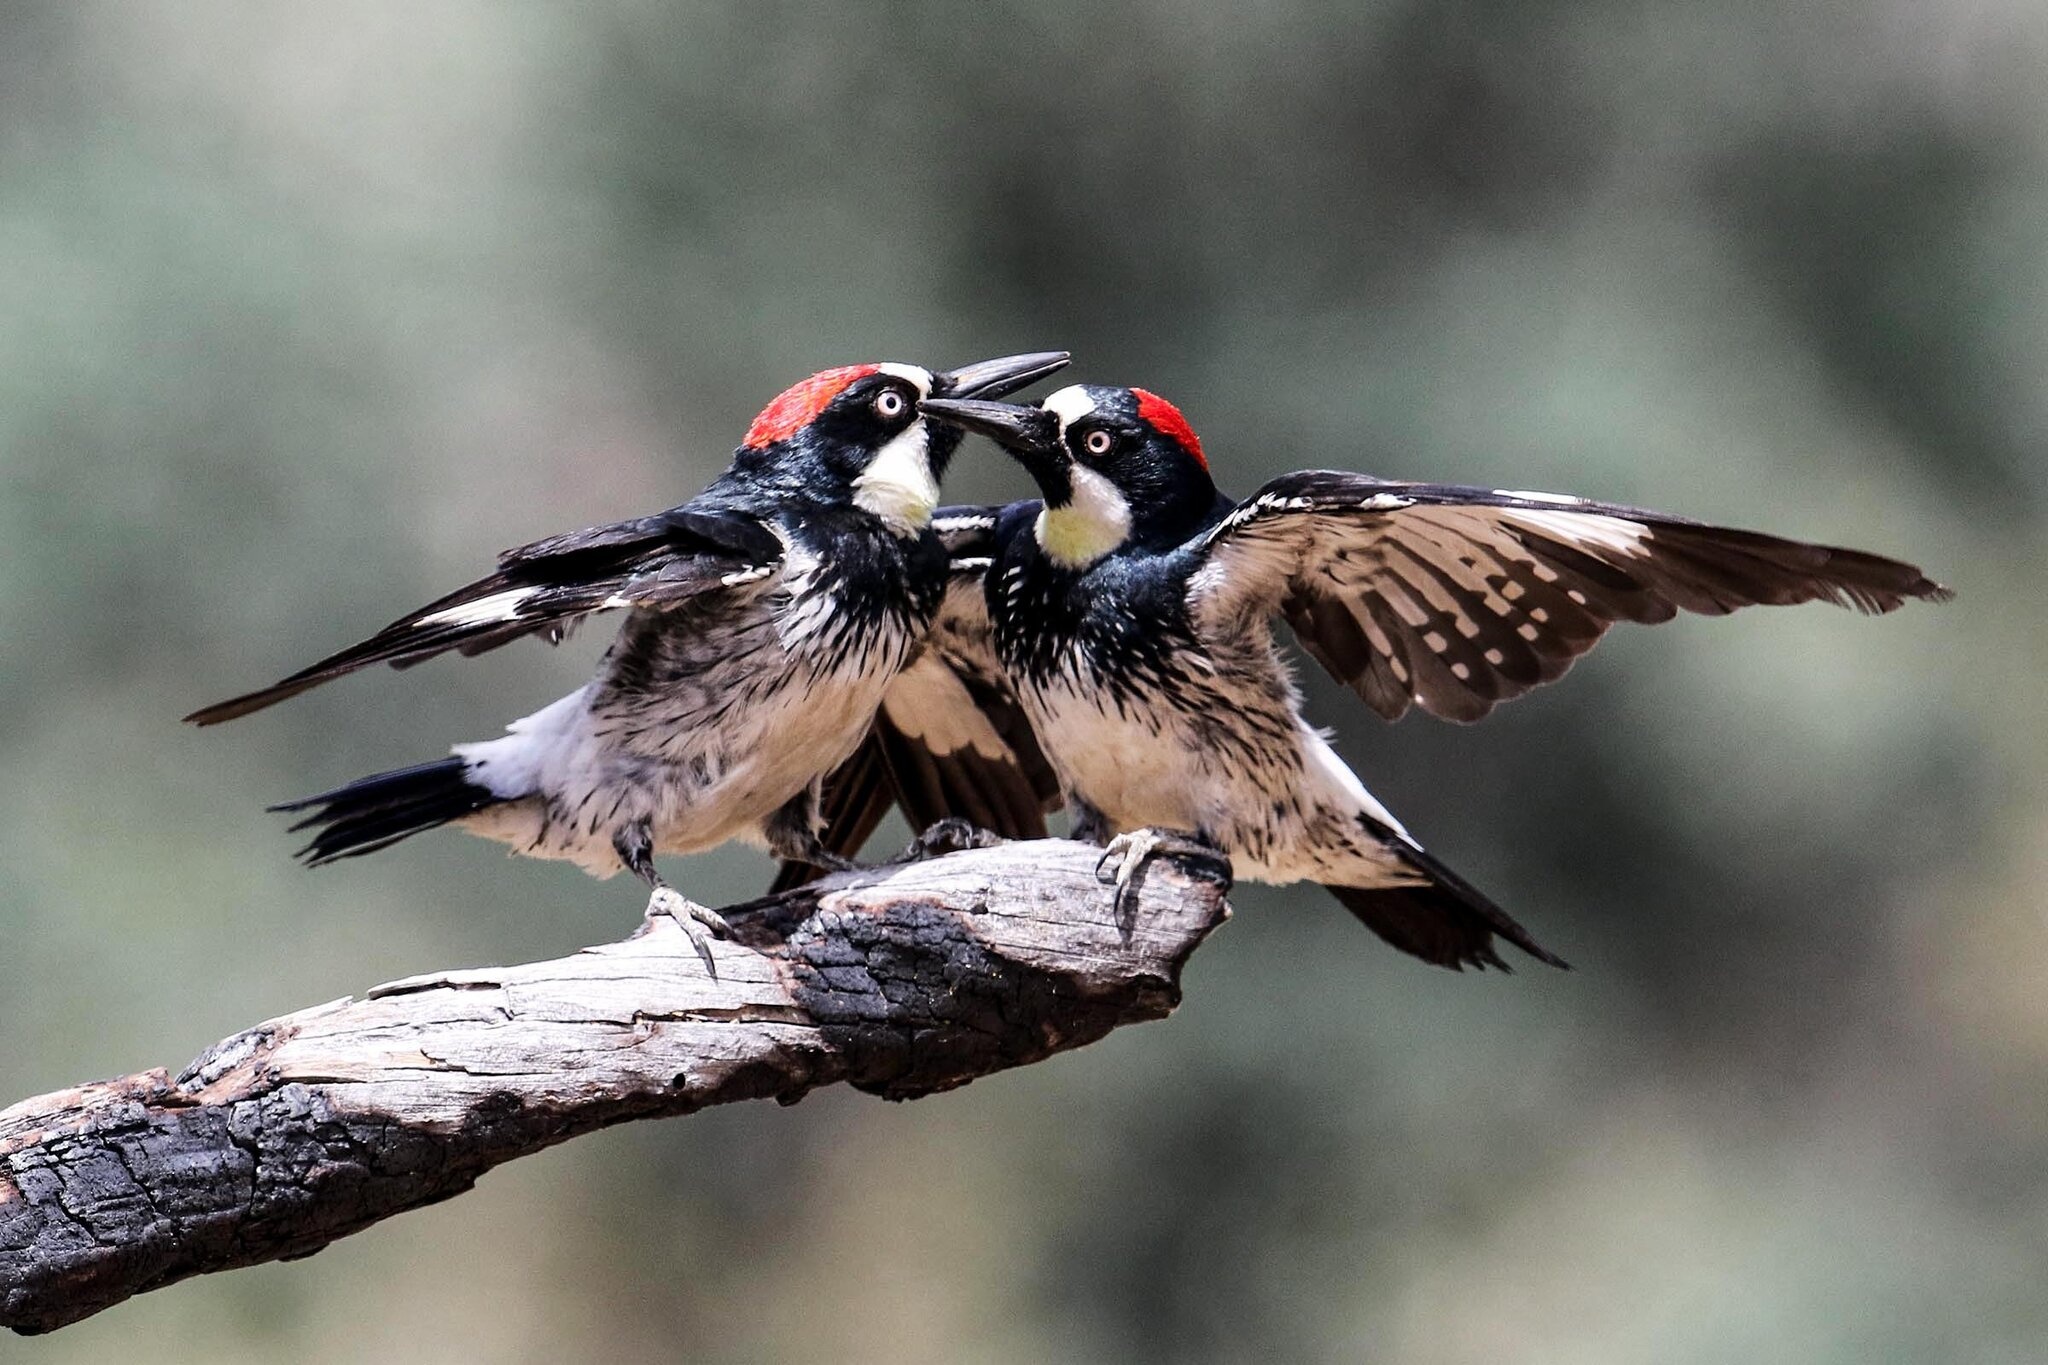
[186,505,785,725]
[771,505,1061,892]
[1191,472,1953,723]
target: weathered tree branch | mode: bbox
[0,840,1229,1335]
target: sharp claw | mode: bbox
[646,888,730,978]
[1093,829,1219,942]
[1095,844,1124,885]
[679,920,718,976]
[903,817,1003,863]
[1111,879,1138,946]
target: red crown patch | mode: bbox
[1132,388,1206,470]
[744,364,880,449]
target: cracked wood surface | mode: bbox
[0,839,1230,1335]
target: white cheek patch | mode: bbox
[854,420,939,535]
[1036,463,1131,569]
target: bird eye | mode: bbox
[1083,429,1114,456]
[873,387,909,420]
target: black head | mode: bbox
[919,383,1218,567]
[731,352,1068,532]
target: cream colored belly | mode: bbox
[648,663,887,853]
[1026,684,1207,833]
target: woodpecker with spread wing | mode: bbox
[917,384,1952,971]
[187,352,1068,961]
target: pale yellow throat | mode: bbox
[1035,465,1132,569]
[853,422,938,535]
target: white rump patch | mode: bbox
[1301,726,1417,846]
[417,587,535,628]
[455,685,592,799]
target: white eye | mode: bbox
[1083,428,1114,456]
[873,387,909,419]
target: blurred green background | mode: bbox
[2,1,2042,1360]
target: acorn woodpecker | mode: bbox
[916,384,1952,971]
[186,351,1069,963]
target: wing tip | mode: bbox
[183,689,288,727]
[1913,577,1956,606]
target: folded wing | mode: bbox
[186,505,785,725]
[1191,472,1952,723]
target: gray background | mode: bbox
[1,2,2041,1360]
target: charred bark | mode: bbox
[0,840,1229,1334]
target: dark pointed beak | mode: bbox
[918,397,1072,504]
[931,351,1070,401]
[916,398,1063,458]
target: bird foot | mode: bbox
[641,887,733,976]
[1094,827,1221,943]
[900,817,1005,863]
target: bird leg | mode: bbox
[763,789,864,874]
[614,821,730,975]
[1067,796,1113,846]
[899,816,1006,864]
[1095,826,1225,943]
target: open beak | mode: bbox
[931,351,1070,401]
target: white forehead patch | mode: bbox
[876,362,934,396]
[1042,385,1099,431]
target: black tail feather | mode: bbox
[271,757,501,866]
[1326,842,1569,973]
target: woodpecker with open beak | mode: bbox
[916,384,1952,970]
[187,351,1068,964]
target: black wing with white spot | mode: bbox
[771,506,1061,892]
[186,505,785,725]
[1191,471,1953,723]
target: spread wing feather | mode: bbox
[1193,472,1952,723]
[186,505,784,725]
